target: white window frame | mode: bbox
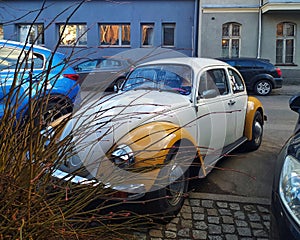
[18,24,44,45]
[276,22,296,64]
[59,24,87,46]
[222,22,241,58]
[0,24,3,40]
[99,23,131,47]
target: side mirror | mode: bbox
[289,94,300,113]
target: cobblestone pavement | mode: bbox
[134,193,270,240]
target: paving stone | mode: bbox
[149,229,163,238]
[181,219,193,228]
[207,208,218,216]
[208,224,222,234]
[192,230,207,240]
[193,213,205,221]
[229,203,240,211]
[202,200,214,208]
[262,214,271,221]
[234,211,245,220]
[250,222,264,229]
[222,216,234,224]
[181,204,192,213]
[248,213,261,221]
[257,205,270,213]
[177,228,190,238]
[208,236,223,240]
[237,227,252,237]
[222,224,235,233]
[253,229,268,237]
[218,208,232,216]
[181,212,192,220]
[190,199,201,206]
[192,206,205,213]
[244,204,256,212]
[165,230,177,239]
[225,234,238,240]
[208,216,220,224]
[235,220,248,227]
[194,221,208,230]
[165,223,178,232]
[216,201,228,208]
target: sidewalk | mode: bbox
[134,193,270,240]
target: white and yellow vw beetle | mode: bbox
[53,57,265,218]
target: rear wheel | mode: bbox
[244,111,263,151]
[254,80,272,96]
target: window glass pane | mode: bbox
[163,24,175,46]
[285,39,294,64]
[222,39,229,57]
[231,39,239,58]
[0,47,25,70]
[121,25,130,45]
[100,24,130,46]
[59,24,87,46]
[229,69,244,93]
[285,23,295,37]
[222,24,229,37]
[142,24,154,46]
[276,39,283,64]
[19,24,44,45]
[232,24,240,37]
[276,23,283,37]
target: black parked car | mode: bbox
[270,93,300,240]
[217,57,283,96]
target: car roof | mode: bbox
[138,57,230,70]
[0,40,60,58]
[217,57,270,62]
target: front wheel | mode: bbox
[244,111,263,151]
[144,146,190,222]
[254,80,272,96]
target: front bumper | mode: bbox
[271,190,300,240]
[52,168,146,200]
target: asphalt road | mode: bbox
[192,85,300,200]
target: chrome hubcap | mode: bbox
[253,121,263,145]
[257,82,271,95]
[168,165,185,207]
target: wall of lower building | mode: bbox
[200,12,259,58]
[0,0,196,62]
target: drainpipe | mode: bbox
[257,0,263,58]
[193,0,200,57]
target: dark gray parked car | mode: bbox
[217,57,283,96]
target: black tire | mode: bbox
[254,80,272,96]
[244,111,263,151]
[144,145,190,222]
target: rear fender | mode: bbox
[244,96,264,140]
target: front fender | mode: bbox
[110,121,200,168]
[244,96,264,140]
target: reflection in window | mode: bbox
[0,25,3,40]
[18,24,44,45]
[162,23,175,47]
[141,23,154,47]
[276,22,295,64]
[100,24,130,46]
[222,22,241,58]
[59,24,87,46]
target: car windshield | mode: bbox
[122,64,192,95]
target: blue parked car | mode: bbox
[0,40,80,124]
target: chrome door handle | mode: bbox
[228,100,236,106]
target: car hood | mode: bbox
[59,90,191,177]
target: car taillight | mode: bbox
[276,67,282,77]
[63,73,79,81]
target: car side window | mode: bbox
[76,60,98,71]
[228,68,245,93]
[199,69,229,98]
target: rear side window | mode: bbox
[228,68,245,93]
[0,47,44,70]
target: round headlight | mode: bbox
[280,155,300,225]
[111,144,134,168]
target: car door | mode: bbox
[227,67,247,139]
[196,67,236,170]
